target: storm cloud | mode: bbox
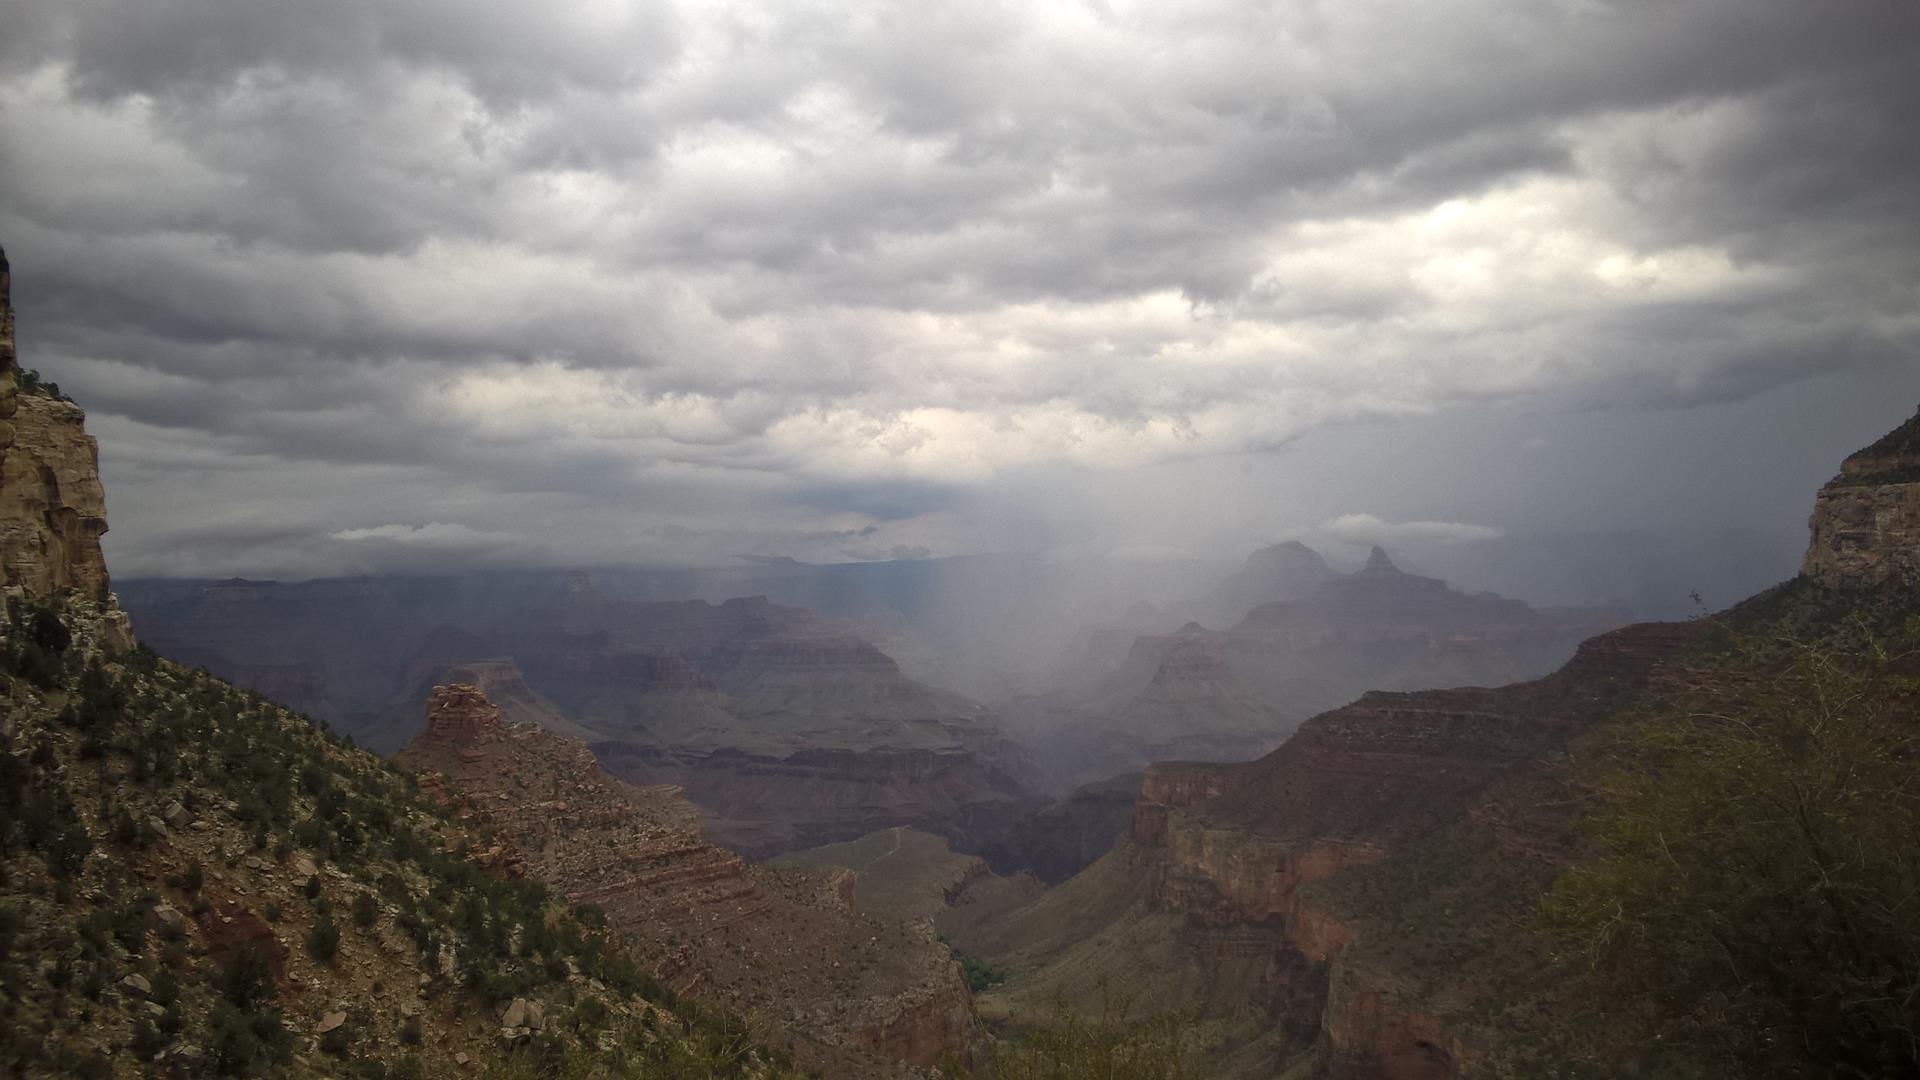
[0,0,1916,597]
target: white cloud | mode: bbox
[1316,514,1506,547]
[1,0,1914,578]
[329,522,514,547]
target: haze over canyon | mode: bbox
[1,1,1918,1078]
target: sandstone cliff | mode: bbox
[398,683,977,1076]
[1804,405,1920,585]
[0,247,116,607]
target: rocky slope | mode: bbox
[396,682,978,1075]
[0,612,805,1078]
[774,827,1028,930]
[961,408,1920,1079]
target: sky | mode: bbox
[1,0,1917,612]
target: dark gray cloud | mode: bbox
[0,0,1915,595]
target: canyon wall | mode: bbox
[982,406,1920,1079]
[398,683,976,1077]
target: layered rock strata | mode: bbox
[398,683,976,1076]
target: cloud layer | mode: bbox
[1,0,1916,582]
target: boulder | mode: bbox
[151,904,187,935]
[500,997,544,1031]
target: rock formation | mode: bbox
[124,574,1043,858]
[398,683,977,1076]
[1804,405,1920,585]
[511,591,1042,858]
[0,247,115,606]
[1023,545,1621,800]
[1197,540,1341,625]
[421,682,502,743]
[961,407,1920,1078]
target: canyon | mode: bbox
[948,406,1920,1077]
[124,571,1045,864]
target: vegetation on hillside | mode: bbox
[958,991,1196,1080]
[0,595,804,1078]
[1535,611,1920,1078]
[936,933,1006,995]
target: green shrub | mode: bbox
[207,999,291,1077]
[965,991,1195,1080]
[215,941,276,1008]
[1542,629,1920,1078]
[307,913,340,965]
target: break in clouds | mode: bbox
[1,0,1917,596]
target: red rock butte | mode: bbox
[423,683,507,744]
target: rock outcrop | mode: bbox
[421,682,502,743]
[1804,406,1920,585]
[0,247,115,606]
[398,683,977,1076]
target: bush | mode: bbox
[207,999,290,1077]
[962,990,1195,1080]
[307,913,340,965]
[1543,629,1920,1078]
[130,1017,168,1061]
[215,942,277,1008]
[352,893,379,930]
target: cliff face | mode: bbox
[397,683,976,1076]
[0,248,115,606]
[973,617,1699,1076]
[1804,406,1920,585]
